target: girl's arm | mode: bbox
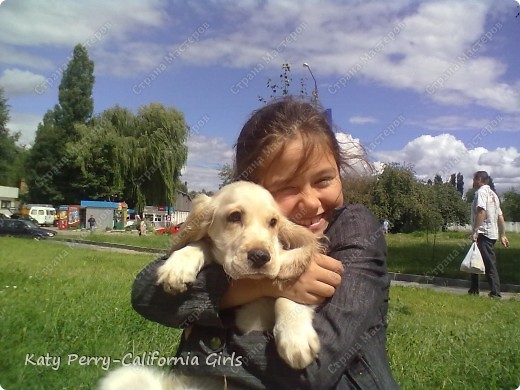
[219,254,343,309]
[131,254,230,328]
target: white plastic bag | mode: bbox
[460,243,485,274]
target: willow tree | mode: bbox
[71,103,188,210]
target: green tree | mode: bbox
[342,176,377,210]
[372,164,421,232]
[27,44,95,204]
[25,109,67,203]
[58,44,95,131]
[71,103,188,210]
[430,182,470,230]
[502,189,520,221]
[0,89,29,188]
[218,163,233,189]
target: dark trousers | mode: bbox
[471,234,501,295]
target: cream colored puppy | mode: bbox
[157,181,322,369]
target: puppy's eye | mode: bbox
[269,218,278,228]
[228,211,242,223]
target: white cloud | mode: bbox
[2,0,519,115]
[181,135,233,191]
[349,116,378,124]
[373,134,520,193]
[0,68,46,96]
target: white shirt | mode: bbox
[471,185,503,239]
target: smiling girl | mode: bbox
[131,97,398,389]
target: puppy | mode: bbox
[100,182,322,390]
[157,181,322,369]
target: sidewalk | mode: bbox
[390,273,520,301]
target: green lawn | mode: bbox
[386,231,520,285]
[1,237,518,389]
[59,229,520,285]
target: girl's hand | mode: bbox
[269,254,344,305]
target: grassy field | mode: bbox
[386,231,520,285]
[1,237,519,389]
[59,229,520,285]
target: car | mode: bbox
[10,213,40,225]
[0,219,57,240]
[155,222,184,235]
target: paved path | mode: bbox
[390,280,519,301]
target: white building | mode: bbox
[0,186,19,216]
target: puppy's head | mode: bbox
[171,181,318,280]
[207,181,285,279]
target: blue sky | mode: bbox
[1,0,519,193]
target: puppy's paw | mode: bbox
[157,252,201,294]
[275,324,320,369]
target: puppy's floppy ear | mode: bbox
[278,217,322,253]
[170,194,215,251]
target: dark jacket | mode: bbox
[132,204,399,389]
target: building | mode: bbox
[143,191,192,227]
[80,200,128,231]
[0,186,19,216]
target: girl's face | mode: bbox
[260,136,344,236]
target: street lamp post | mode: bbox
[303,62,318,107]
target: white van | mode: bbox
[26,206,56,226]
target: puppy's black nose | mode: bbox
[248,249,271,268]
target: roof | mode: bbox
[80,201,120,209]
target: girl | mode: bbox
[132,97,398,389]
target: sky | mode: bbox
[1,0,519,195]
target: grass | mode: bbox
[59,229,520,285]
[1,237,519,389]
[56,228,173,250]
[386,231,520,285]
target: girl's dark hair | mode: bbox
[233,96,363,183]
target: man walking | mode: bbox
[469,171,510,298]
[87,215,96,234]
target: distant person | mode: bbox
[383,219,389,235]
[469,171,510,298]
[139,219,147,236]
[87,215,96,234]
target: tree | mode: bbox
[434,174,443,185]
[27,44,95,204]
[25,109,67,203]
[430,182,470,229]
[71,103,189,210]
[456,172,464,196]
[449,173,456,187]
[58,44,95,131]
[502,189,520,221]
[218,163,233,189]
[0,88,28,187]
[372,164,424,232]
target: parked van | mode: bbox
[21,205,57,226]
